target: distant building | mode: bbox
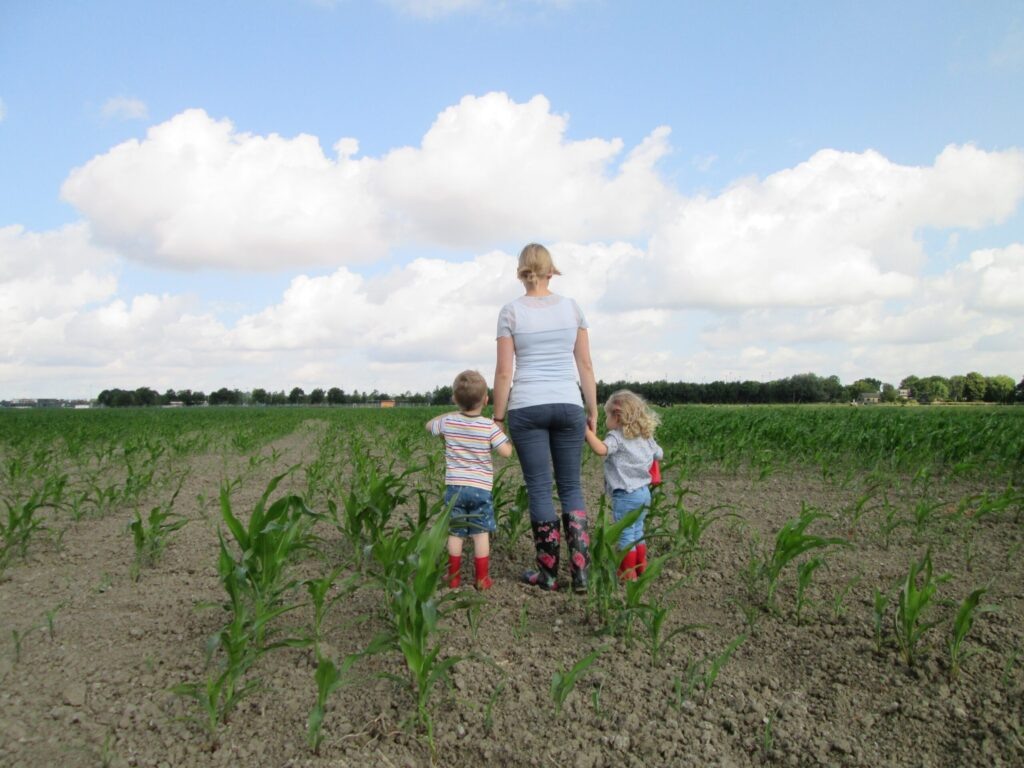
[858,392,881,404]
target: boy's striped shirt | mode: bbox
[430,413,508,491]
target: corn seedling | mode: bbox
[308,652,358,754]
[219,468,320,611]
[894,548,950,667]
[948,587,996,680]
[586,499,644,629]
[1,491,50,570]
[758,504,847,609]
[550,645,607,715]
[494,481,530,555]
[794,557,824,626]
[674,634,746,705]
[303,566,358,657]
[365,508,463,748]
[832,574,862,620]
[129,489,188,579]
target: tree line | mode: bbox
[95,371,1024,408]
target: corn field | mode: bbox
[0,404,1022,767]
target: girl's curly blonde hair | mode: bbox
[605,389,660,439]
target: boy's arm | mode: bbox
[584,427,608,456]
[425,414,445,434]
[496,440,514,458]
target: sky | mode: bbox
[1,0,1023,400]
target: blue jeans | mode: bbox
[508,403,587,524]
[445,485,497,538]
[611,486,650,550]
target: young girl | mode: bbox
[584,390,664,579]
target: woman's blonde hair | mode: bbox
[605,389,660,439]
[517,243,562,289]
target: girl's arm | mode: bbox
[573,328,598,433]
[584,427,608,456]
[493,336,515,421]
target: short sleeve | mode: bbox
[496,303,515,338]
[572,299,588,329]
[604,431,621,455]
[490,424,510,449]
[429,415,446,437]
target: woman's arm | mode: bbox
[492,335,515,422]
[574,328,598,432]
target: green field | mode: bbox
[1,405,1022,767]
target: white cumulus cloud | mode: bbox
[612,144,1024,311]
[60,94,675,270]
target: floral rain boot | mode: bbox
[562,509,590,594]
[521,520,560,591]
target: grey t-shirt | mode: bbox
[496,294,588,410]
[603,430,664,493]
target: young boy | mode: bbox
[426,370,513,590]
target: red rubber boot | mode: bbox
[447,554,462,588]
[474,555,493,590]
[618,548,638,580]
[635,543,648,576]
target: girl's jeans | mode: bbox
[611,485,650,550]
[508,403,587,524]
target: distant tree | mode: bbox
[251,388,269,405]
[431,385,453,405]
[135,387,159,406]
[209,387,241,405]
[1016,376,1024,404]
[984,375,1015,404]
[963,371,987,402]
[327,387,346,405]
[309,387,326,405]
[916,377,950,404]
[899,375,921,393]
[270,390,288,405]
[288,387,306,405]
[881,383,898,403]
[948,375,966,402]
[111,389,136,407]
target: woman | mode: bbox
[492,243,598,593]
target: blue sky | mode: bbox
[2,0,1023,398]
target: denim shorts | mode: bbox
[445,485,497,538]
[611,485,650,550]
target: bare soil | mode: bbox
[1,423,1022,768]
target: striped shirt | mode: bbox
[429,413,509,491]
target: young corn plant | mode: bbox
[550,646,607,715]
[1,490,51,572]
[636,569,702,667]
[894,548,950,667]
[948,587,997,680]
[129,486,188,580]
[219,468,321,613]
[793,557,824,626]
[332,458,416,568]
[493,475,530,555]
[308,652,358,754]
[365,508,465,749]
[303,566,359,658]
[586,499,644,630]
[758,504,848,610]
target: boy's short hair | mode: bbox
[453,370,488,410]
